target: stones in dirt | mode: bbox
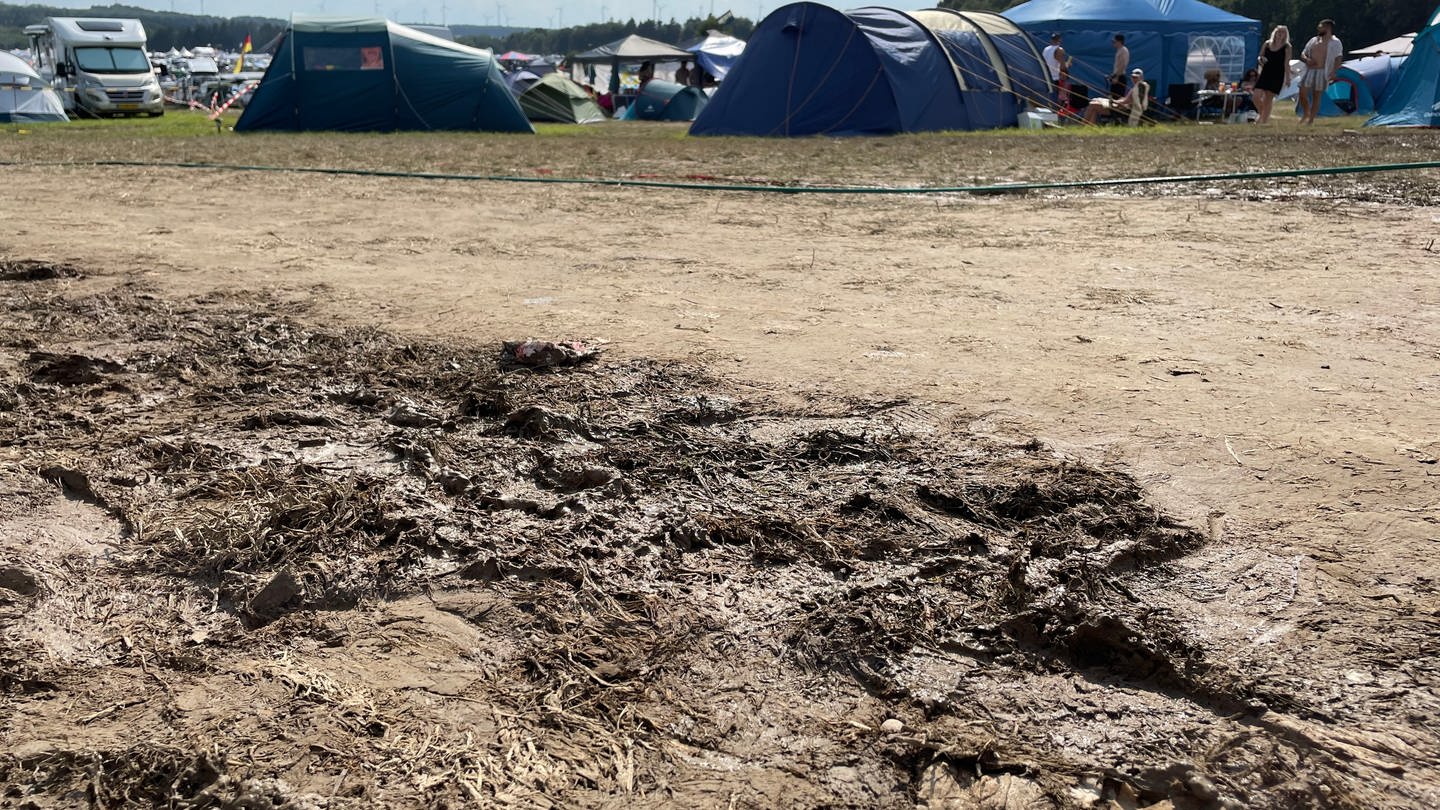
[25,352,126,386]
[880,718,904,734]
[0,566,41,596]
[0,260,82,282]
[247,570,300,621]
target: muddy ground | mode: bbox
[2,119,1439,808]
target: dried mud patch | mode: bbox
[0,272,1430,808]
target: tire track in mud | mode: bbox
[0,266,1434,808]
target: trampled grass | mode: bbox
[3,106,1436,192]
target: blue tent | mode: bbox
[236,15,533,133]
[691,3,1049,136]
[1004,0,1259,103]
[912,9,1055,124]
[625,80,709,121]
[1368,5,1440,127]
[1312,56,1404,117]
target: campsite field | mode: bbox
[2,111,1439,808]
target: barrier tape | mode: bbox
[208,81,258,120]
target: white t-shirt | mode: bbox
[1043,44,1062,80]
[1302,36,1344,73]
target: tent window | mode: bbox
[303,46,385,71]
[1185,35,1245,84]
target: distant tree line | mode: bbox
[937,0,1434,49]
[0,3,282,51]
[456,15,758,56]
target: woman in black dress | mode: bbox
[1253,25,1292,123]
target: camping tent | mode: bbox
[684,31,745,80]
[911,9,1055,125]
[1350,33,1415,57]
[1368,4,1440,127]
[1309,56,1404,117]
[508,70,605,123]
[0,51,68,123]
[623,79,707,121]
[1004,0,1259,104]
[235,15,532,133]
[690,3,1051,136]
[572,34,692,95]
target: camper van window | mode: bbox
[303,47,385,71]
[74,46,151,74]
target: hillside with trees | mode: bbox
[0,2,282,50]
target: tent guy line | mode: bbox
[4,158,1440,195]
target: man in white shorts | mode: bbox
[1299,19,1343,124]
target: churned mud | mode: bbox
[3,268,1435,808]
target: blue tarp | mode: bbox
[692,3,1047,136]
[1004,0,1259,102]
[1368,4,1440,127]
[236,15,533,133]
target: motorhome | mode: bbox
[25,17,163,117]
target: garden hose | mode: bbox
[4,158,1440,195]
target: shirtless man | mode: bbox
[1299,19,1343,125]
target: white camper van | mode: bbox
[25,17,164,117]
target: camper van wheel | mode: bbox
[148,111,164,118]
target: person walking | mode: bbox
[1299,19,1343,125]
[1252,25,1291,123]
[1108,34,1130,98]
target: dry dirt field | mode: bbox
[1,114,1439,808]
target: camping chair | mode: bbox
[1156,83,1196,121]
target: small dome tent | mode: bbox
[1003,0,1259,103]
[508,70,605,123]
[624,79,708,121]
[1368,4,1440,128]
[1311,56,1405,117]
[236,15,532,133]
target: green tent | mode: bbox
[509,71,606,123]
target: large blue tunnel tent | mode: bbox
[236,15,533,133]
[1368,4,1440,127]
[689,3,1051,136]
[1003,0,1259,104]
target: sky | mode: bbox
[39,0,877,30]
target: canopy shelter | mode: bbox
[508,70,605,123]
[1368,3,1440,127]
[236,15,532,133]
[690,3,1052,136]
[572,34,692,95]
[498,50,535,62]
[684,30,745,80]
[1309,55,1405,117]
[622,79,708,120]
[0,51,68,123]
[1004,0,1259,104]
[1350,33,1416,57]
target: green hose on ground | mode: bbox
[4,158,1440,195]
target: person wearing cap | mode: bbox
[1084,67,1149,125]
